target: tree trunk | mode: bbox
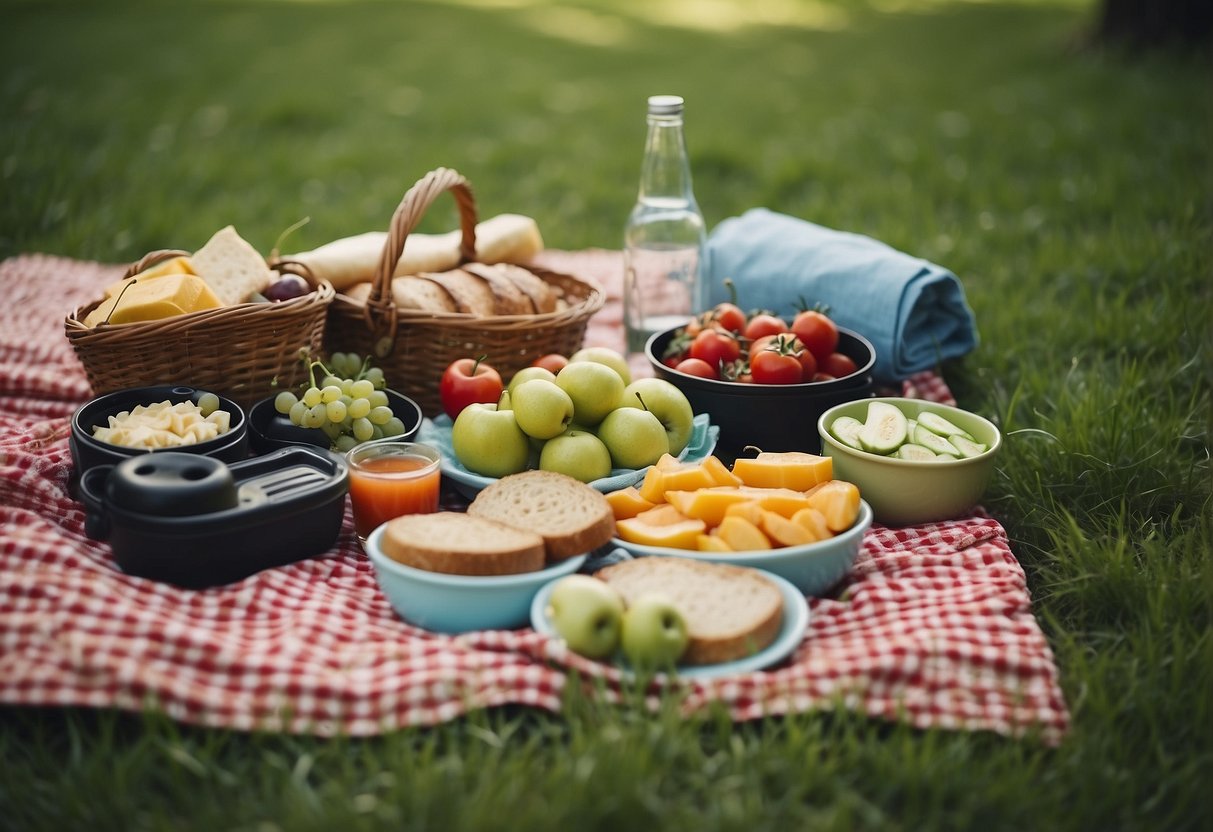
[1094,0,1213,51]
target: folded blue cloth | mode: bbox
[703,208,978,383]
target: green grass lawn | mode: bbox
[2,0,1210,829]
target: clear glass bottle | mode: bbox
[623,94,707,356]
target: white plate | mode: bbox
[529,566,810,680]
[420,412,718,499]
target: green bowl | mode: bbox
[817,398,1002,526]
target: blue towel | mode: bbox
[703,208,978,383]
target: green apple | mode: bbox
[569,346,631,385]
[507,365,557,394]
[555,362,625,427]
[618,378,695,456]
[620,593,689,670]
[511,378,575,440]
[595,405,669,469]
[546,575,625,659]
[450,402,530,478]
[539,429,612,483]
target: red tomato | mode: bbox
[748,333,780,358]
[702,303,746,334]
[743,313,788,342]
[750,346,804,384]
[791,310,839,362]
[531,353,569,374]
[440,356,503,420]
[688,328,741,370]
[820,352,858,379]
[675,357,718,379]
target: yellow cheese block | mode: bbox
[84,273,223,327]
[103,256,196,298]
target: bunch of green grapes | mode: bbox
[273,352,406,452]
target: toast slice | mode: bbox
[594,557,785,665]
[379,512,545,576]
[468,470,615,561]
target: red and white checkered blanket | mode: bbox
[0,250,1069,743]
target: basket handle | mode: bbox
[365,167,478,356]
[122,249,192,279]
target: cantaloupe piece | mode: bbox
[695,533,733,552]
[605,486,656,521]
[702,455,743,487]
[637,458,719,504]
[759,509,815,547]
[665,487,756,527]
[633,503,693,526]
[616,515,706,549]
[791,507,832,542]
[731,452,833,491]
[746,488,814,519]
[637,465,667,504]
[805,480,861,531]
[723,500,765,527]
[716,515,773,551]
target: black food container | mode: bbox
[646,326,876,456]
[247,390,423,454]
[70,385,249,494]
[78,445,348,588]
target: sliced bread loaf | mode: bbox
[467,470,615,561]
[380,512,545,576]
[594,557,785,665]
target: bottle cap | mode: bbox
[647,95,685,115]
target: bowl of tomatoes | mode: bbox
[646,305,875,455]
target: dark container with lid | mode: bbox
[78,445,349,588]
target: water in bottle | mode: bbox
[623,95,707,356]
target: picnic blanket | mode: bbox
[0,249,1069,744]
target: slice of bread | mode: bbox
[460,264,534,315]
[594,558,785,665]
[395,276,458,312]
[190,225,273,305]
[427,269,495,315]
[493,264,558,314]
[380,512,545,576]
[468,470,615,561]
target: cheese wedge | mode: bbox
[103,256,196,297]
[84,274,223,326]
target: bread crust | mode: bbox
[594,558,785,665]
[460,264,535,315]
[380,512,545,576]
[468,470,615,561]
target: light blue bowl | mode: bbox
[365,524,587,634]
[610,500,872,597]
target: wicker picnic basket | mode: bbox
[323,167,605,416]
[64,251,334,407]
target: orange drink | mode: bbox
[346,440,441,540]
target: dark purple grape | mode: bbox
[263,275,311,302]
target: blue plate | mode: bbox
[420,412,718,499]
[529,566,810,680]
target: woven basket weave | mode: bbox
[324,167,605,416]
[64,251,333,407]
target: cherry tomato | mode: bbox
[702,303,746,334]
[748,333,780,358]
[531,353,569,374]
[791,310,839,362]
[675,357,718,379]
[688,328,741,370]
[820,352,858,379]
[743,313,788,342]
[751,346,804,384]
[751,333,816,378]
[440,356,503,420]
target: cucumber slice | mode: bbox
[895,443,937,461]
[951,435,988,458]
[917,411,974,441]
[830,416,865,450]
[906,418,918,438]
[913,424,960,456]
[859,401,908,454]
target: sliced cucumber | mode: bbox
[906,418,918,438]
[951,434,988,458]
[895,443,937,461]
[913,424,960,456]
[916,411,974,441]
[830,416,865,450]
[859,401,908,454]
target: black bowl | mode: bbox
[646,326,876,456]
[248,389,423,454]
[70,385,249,489]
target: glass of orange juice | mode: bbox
[345,440,442,541]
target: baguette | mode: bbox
[594,558,785,665]
[468,470,615,561]
[379,512,545,576]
